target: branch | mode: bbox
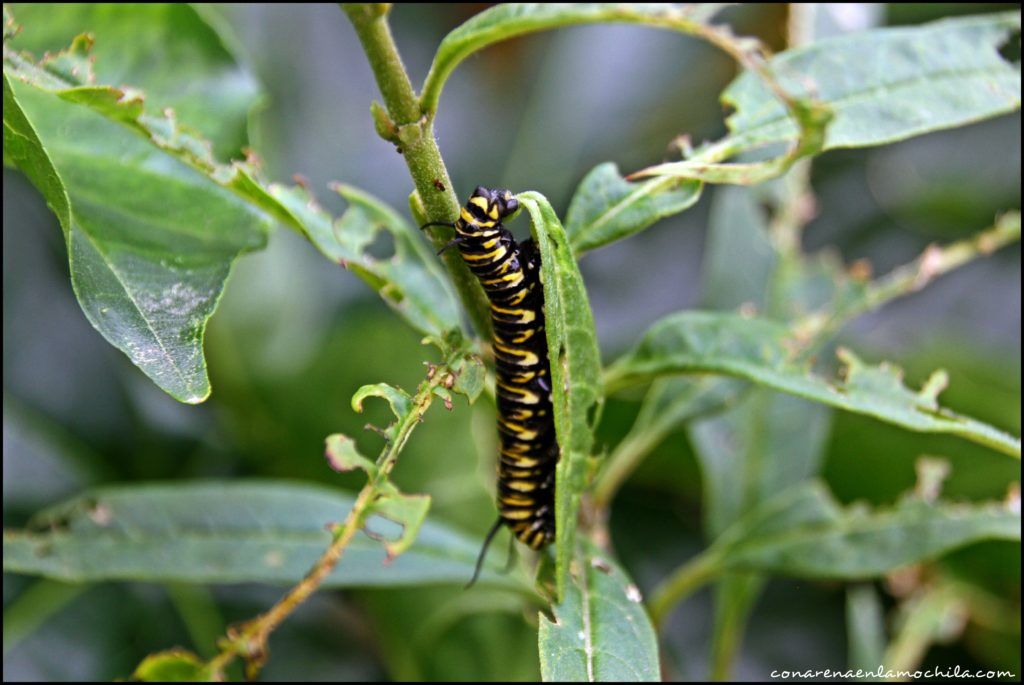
[796,211,1022,344]
[341,3,492,339]
[204,358,459,679]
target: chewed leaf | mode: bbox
[37,33,96,85]
[6,4,262,160]
[838,347,947,412]
[450,354,485,403]
[606,311,1021,457]
[132,649,215,682]
[653,479,1022,623]
[713,481,1021,578]
[636,12,1022,183]
[267,182,460,338]
[366,486,431,561]
[565,163,702,254]
[724,11,1021,152]
[519,193,602,601]
[324,434,377,477]
[2,482,521,588]
[352,383,413,420]
[5,9,460,353]
[4,75,270,404]
[4,7,275,403]
[539,542,660,681]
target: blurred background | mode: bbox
[3,3,1020,681]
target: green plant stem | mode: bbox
[796,210,1022,344]
[708,573,763,681]
[592,378,743,509]
[205,358,457,679]
[592,420,669,510]
[341,3,492,339]
[648,551,722,629]
[165,583,225,660]
[883,583,967,677]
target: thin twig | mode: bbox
[205,358,459,679]
[342,3,492,339]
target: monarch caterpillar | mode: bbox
[422,186,558,585]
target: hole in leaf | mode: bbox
[364,514,404,541]
[364,228,396,260]
[586,401,600,431]
[997,29,1021,63]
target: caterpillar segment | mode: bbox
[423,186,559,585]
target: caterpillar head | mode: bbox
[469,186,519,223]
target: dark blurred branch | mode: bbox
[341,3,492,339]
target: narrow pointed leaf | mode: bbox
[606,311,1021,457]
[565,163,701,254]
[520,193,602,601]
[639,12,1022,181]
[2,482,521,588]
[713,482,1021,578]
[539,545,659,681]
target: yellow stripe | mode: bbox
[490,305,535,324]
[500,494,535,506]
[482,271,524,287]
[507,289,528,305]
[501,454,544,468]
[498,381,539,404]
[498,417,538,440]
[511,328,536,344]
[494,343,539,365]
[462,247,505,262]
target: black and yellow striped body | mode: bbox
[453,187,557,550]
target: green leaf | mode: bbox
[269,182,461,338]
[651,481,1020,622]
[5,10,460,354]
[691,182,832,679]
[3,78,271,403]
[2,482,523,588]
[3,7,273,403]
[367,486,432,561]
[324,434,377,477]
[846,584,886,676]
[728,11,1021,151]
[421,3,733,116]
[352,382,414,422]
[519,193,602,601]
[564,163,701,254]
[700,185,776,311]
[3,32,298,230]
[605,311,1021,457]
[538,545,659,682]
[6,3,261,159]
[2,73,69,226]
[638,12,1022,180]
[692,390,832,538]
[712,482,1021,579]
[883,581,968,673]
[131,649,215,682]
[450,353,485,403]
